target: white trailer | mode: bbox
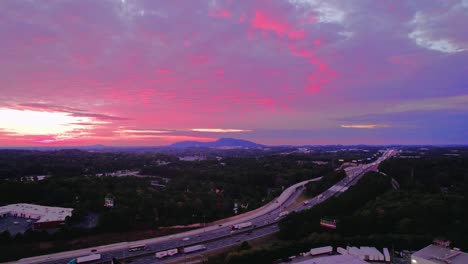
[310,246,333,256]
[167,248,179,256]
[383,248,391,262]
[128,244,146,252]
[337,247,348,255]
[155,251,168,259]
[183,244,207,254]
[231,222,252,230]
[76,254,101,263]
[346,247,361,258]
[279,211,289,217]
[360,247,373,260]
[155,248,179,259]
[370,247,385,261]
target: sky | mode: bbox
[0,0,467,146]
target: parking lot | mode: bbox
[0,216,34,235]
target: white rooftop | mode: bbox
[294,254,368,264]
[412,244,468,264]
[0,203,73,223]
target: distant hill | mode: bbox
[169,138,263,148]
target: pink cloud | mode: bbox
[156,68,172,75]
[14,103,127,121]
[388,54,426,69]
[239,13,247,22]
[190,55,211,65]
[34,36,55,43]
[209,7,232,19]
[251,11,304,39]
[288,44,337,93]
[0,0,466,146]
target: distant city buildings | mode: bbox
[179,156,207,161]
[0,203,73,230]
[95,170,140,177]
[20,175,49,182]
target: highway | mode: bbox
[12,149,397,264]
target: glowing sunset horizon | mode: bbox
[0,0,467,146]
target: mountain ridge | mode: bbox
[168,137,263,148]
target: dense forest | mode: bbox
[1,147,466,262]
[0,149,339,261]
[0,153,335,228]
[213,152,467,264]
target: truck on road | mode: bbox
[128,244,146,252]
[231,222,252,230]
[155,248,178,259]
[68,254,101,264]
[279,211,289,217]
[182,244,207,254]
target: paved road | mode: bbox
[13,149,396,264]
[14,178,319,264]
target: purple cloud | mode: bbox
[0,0,467,145]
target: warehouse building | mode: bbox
[411,244,468,264]
[293,254,369,264]
[0,203,73,230]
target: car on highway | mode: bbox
[14,159,397,264]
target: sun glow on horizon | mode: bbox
[0,108,99,138]
[340,124,390,129]
[191,128,252,133]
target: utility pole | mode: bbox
[203,214,206,234]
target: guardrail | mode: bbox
[15,180,311,264]
[96,185,310,263]
[93,222,279,264]
[111,151,395,263]
[95,181,325,263]
[75,170,370,264]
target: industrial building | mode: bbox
[0,203,73,230]
[411,244,468,264]
[288,245,390,264]
[293,254,369,264]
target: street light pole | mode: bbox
[203,215,206,233]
